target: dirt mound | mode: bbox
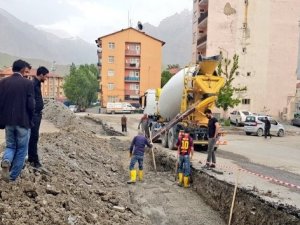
[0,102,150,225]
[43,100,77,128]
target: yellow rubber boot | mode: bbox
[127,170,137,184]
[138,170,143,181]
[178,173,183,186]
[183,176,190,188]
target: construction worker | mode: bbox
[121,115,127,133]
[127,131,152,184]
[138,114,149,138]
[176,131,194,188]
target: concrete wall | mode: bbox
[194,0,300,119]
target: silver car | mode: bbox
[244,115,285,137]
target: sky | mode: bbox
[0,0,192,43]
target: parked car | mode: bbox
[244,115,285,137]
[229,110,252,126]
[69,105,78,113]
[292,118,300,127]
[291,113,300,127]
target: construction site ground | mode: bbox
[0,102,226,225]
[82,109,300,222]
[0,103,299,224]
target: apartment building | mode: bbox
[192,0,300,119]
[0,67,65,101]
[95,27,164,107]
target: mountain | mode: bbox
[143,9,192,67]
[0,8,96,64]
[0,52,70,76]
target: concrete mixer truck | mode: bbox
[140,55,225,150]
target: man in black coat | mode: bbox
[0,60,35,181]
[28,66,49,168]
[264,117,271,139]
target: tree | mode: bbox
[161,70,172,87]
[63,64,99,110]
[216,53,247,114]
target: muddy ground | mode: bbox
[0,101,225,225]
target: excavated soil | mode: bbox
[0,100,226,225]
[0,100,150,225]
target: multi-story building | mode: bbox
[0,67,66,101]
[192,0,300,119]
[95,27,165,107]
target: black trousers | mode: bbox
[28,113,42,163]
[122,124,127,132]
[264,128,271,138]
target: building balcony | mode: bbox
[124,90,140,100]
[197,35,207,47]
[125,50,140,56]
[125,63,140,69]
[198,11,208,25]
[124,76,140,82]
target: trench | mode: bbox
[152,148,300,225]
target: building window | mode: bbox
[242,47,247,54]
[108,42,115,49]
[129,84,139,90]
[247,72,251,76]
[236,71,239,76]
[242,99,251,104]
[108,96,118,102]
[108,56,114,64]
[108,69,115,77]
[108,83,115,90]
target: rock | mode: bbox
[113,206,126,213]
[94,189,106,196]
[84,178,93,185]
[101,196,109,202]
[1,191,9,201]
[109,198,119,206]
[46,185,60,196]
[111,166,118,173]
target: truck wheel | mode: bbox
[168,128,177,150]
[161,132,168,148]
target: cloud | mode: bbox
[2,0,192,43]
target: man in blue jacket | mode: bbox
[127,131,152,184]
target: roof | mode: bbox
[0,67,62,78]
[96,27,165,46]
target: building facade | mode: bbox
[0,67,65,101]
[192,0,300,119]
[95,27,164,107]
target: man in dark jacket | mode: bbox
[0,60,35,181]
[264,117,271,139]
[127,131,152,184]
[28,66,49,168]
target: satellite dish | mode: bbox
[137,21,143,31]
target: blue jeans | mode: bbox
[178,155,191,176]
[3,126,30,181]
[129,155,144,170]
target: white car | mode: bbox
[229,110,252,126]
[69,105,78,112]
[244,115,285,137]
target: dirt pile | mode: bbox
[0,101,150,225]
